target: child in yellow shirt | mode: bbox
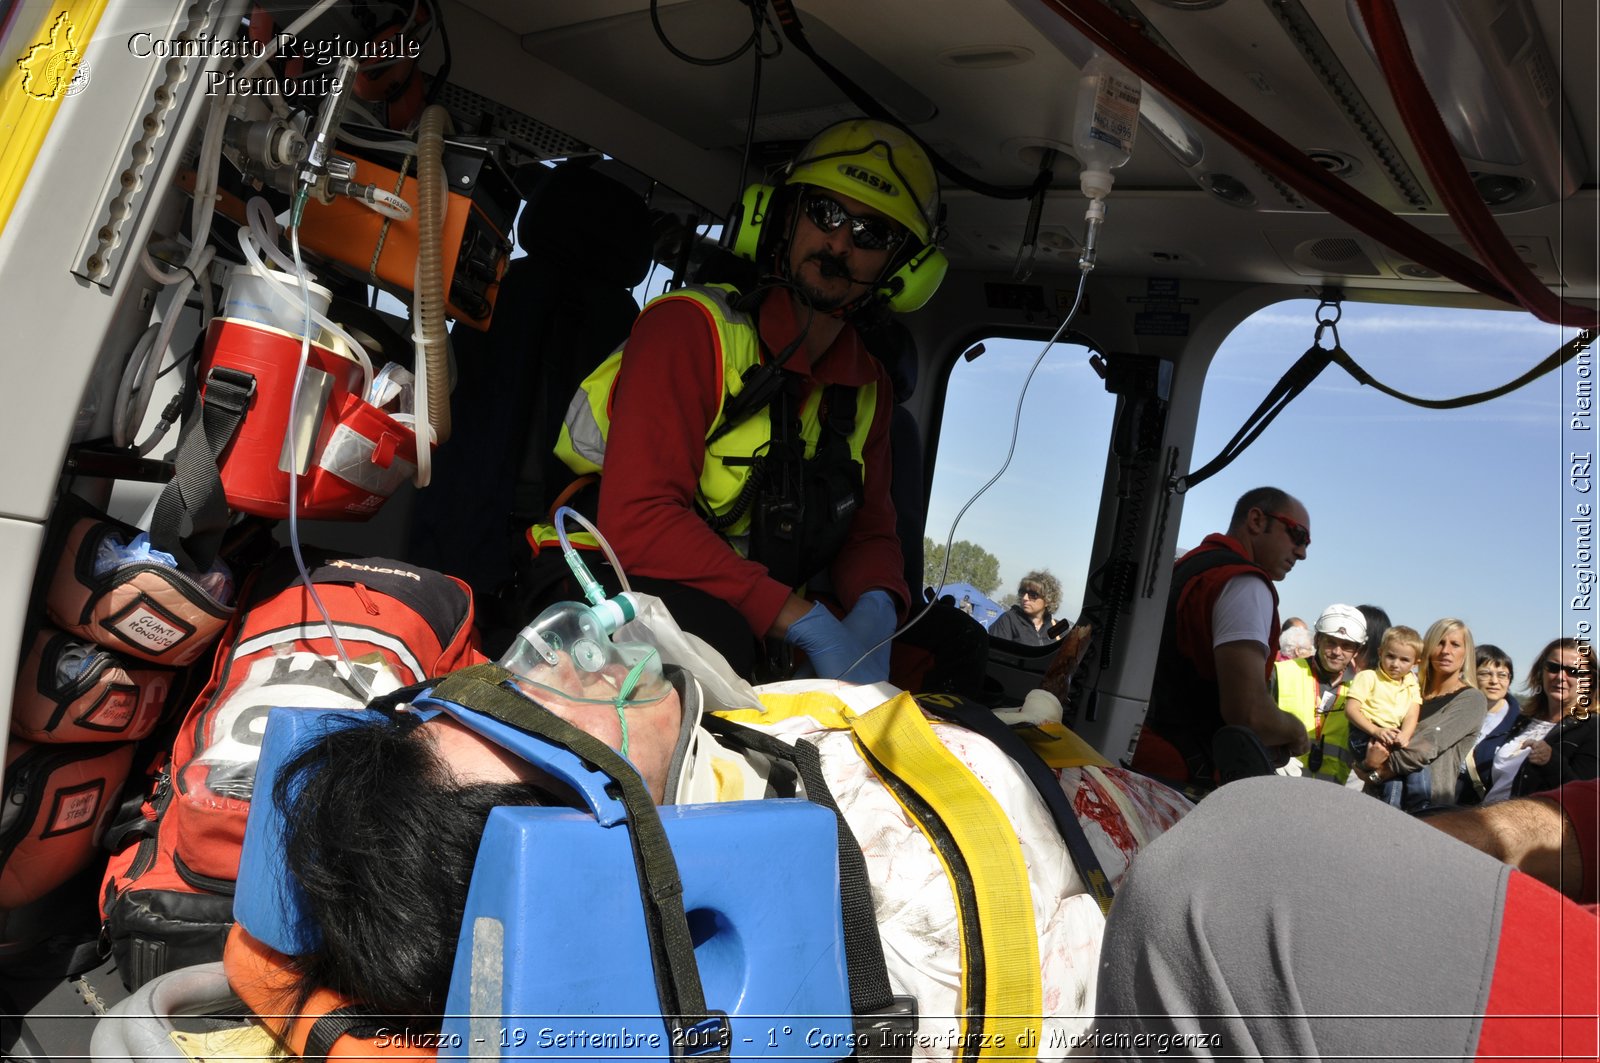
[1344,625,1424,790]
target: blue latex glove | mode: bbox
[839,589,896,684]
[784,602,864,681]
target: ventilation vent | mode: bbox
[1294,236,1382,276]
[430,81,593,163]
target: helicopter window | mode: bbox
[923,336,1115,626]
[1177,299,1577,670]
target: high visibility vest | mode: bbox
[553,284,877,542]
[1274,657,1354,783]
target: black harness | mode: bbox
[704,366,864,590]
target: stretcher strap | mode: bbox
[428,665,728,1062]
[914,693,1114,917]
[847,694,1042,1063]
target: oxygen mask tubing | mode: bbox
[497,507,670,756]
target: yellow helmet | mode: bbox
[731,118,948,313]
[787,119,940,243]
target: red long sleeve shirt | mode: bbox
[594,288,908,637]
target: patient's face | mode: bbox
[421,685,684,804]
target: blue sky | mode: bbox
[927,299,1585,681]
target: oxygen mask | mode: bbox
[497,592,672,757]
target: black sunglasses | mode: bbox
[1264,510,1311,548]
[1019,589,1044,600]
[802,193,902,252]
[1544,660,1588,678]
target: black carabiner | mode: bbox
[1313,319,1342,351]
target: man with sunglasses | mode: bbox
[1131,486,1313,790]
[552,119,951,685]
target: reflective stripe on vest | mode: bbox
[552,284,877,539]
[1274,657,1354,783]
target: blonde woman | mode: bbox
[1369,618,1488,811]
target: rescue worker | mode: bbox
[1130,486,1312,789]
[548,119,950,683]
[1272,604,1366,783]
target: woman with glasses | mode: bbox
[1455,645,1521,804]
[1479,637,1598,803]
[1369,618,1488,812]
[988,569,1064,647]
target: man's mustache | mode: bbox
[811,252,869,283]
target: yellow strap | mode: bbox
[1015,720,1111,768]
[846,693,1042,1059]
[716,690,854,730]
[526,523,599,554]
[0,2,110,240]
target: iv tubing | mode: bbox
[284,218,372,702]
[237,0,342,79]
[246,198,299,273]
[842,215,1101,678]
[118,245,216,450]
[236,222,374,396]
[337,126,420,156]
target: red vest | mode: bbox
[1133,533,1280,786]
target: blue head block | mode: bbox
[235,706,376,955]
[439,800,855,1061]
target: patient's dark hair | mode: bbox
[273,712,544,1023]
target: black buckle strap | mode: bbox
[301,1004,384,1063]
[148,367,257,572]
[914,693,1116,917]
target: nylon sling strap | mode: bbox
[301,1004,383,1063]
[1179,328,1597,495]
[428,665,730,1062]
[845,693,1042,1063]
[912,692,1115,917]
[696,716,898,1012]
[149,366,256,572]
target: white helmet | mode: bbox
[1314,604,1367,644]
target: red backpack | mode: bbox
[99,555,485,989]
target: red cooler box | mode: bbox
[202,317,420,520]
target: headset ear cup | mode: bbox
[732,183,776,263]
[884,245,948,313]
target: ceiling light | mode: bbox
[938,45,1034,69]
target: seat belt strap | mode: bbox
[846,693,1042,1063]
